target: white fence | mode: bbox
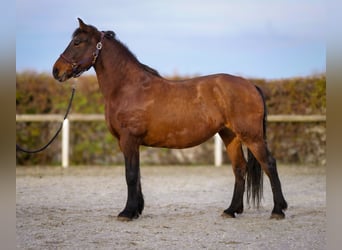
[16,114,326,168]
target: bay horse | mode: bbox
[53,18,287,220]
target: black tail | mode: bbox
[246,149,263,208]
[246,86,267,208]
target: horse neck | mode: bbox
[93,38,145,99]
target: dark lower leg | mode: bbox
[220,134,246,218]
[267,155,287,218]
[247,143,287,218]
[223,177,245,217]
[118,152,144,220]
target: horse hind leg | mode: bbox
[219,128,247,218]
[247,141,288,219]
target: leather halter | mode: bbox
[59,32,105,78]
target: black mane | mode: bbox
[101,30,161,77]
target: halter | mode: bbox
[59,32,105,78]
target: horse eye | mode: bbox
[73,39,81,46]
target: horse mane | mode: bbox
[102,31,161,77]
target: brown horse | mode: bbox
[53,18,287,221]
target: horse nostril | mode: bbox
[53,67,59,79]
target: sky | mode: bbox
[16,0,325,79]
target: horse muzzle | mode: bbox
[52,57,75,82]
[52,67,70,82]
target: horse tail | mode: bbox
[246,85,266,208]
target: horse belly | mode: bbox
[143,112,223,149]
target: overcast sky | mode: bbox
[16,0,325,79]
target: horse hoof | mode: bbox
[270,213,285,220]
[117,210,140,221]
[117,216,133,222]
[221,212,236,218]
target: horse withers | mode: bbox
[53,18,287,221]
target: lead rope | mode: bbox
[16,87,76,154]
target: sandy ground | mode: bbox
[16,165,326,249]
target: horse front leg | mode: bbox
[118,137,144,221]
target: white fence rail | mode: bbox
[16,114,326,167]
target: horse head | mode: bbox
[52,18,104,82]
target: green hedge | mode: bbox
[16,71,326,166]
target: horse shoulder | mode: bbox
[113,83,158,137]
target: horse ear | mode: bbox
[77,18,87,30]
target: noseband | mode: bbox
[59,32,105,78]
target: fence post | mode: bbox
[214,133,223,167]
[62,118,70,168]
